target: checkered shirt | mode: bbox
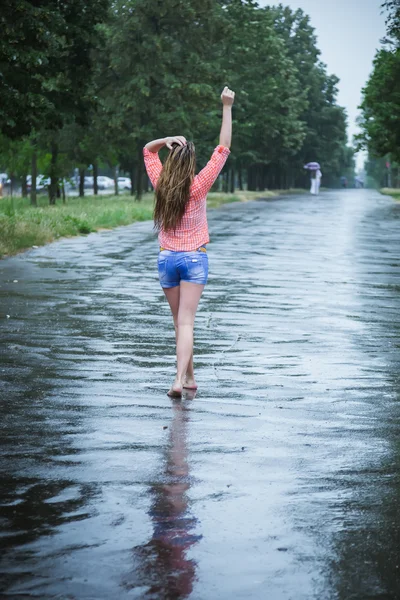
[143,145,230,251]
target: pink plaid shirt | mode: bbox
[143,145,230,251]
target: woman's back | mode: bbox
[144,144,230,251]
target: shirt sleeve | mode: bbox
[143,147,163,188]
[194,145,230,195]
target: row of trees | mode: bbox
[358,0,400,188]
[0,0,353,203]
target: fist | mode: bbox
[221,86,235,106]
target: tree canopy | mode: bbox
[357,0,400,183]
[0,0,352,201]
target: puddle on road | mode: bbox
[1,190,400,599]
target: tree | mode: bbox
[0,135,33,197]
[382,0,400,43]
[0,2,63,138]
[1,0,351,199]
[267,5,349,188]
[100,0,226,198]
[357,48,400,164]
[0,0,109,202]
[211,1,308,191]
[357,2,400,178]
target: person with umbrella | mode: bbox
[304,162,322,195]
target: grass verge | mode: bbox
[0,188,306,257]
[0,194,154,258]
[381,187,400,200]
[207,188,307,207]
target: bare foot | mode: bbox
[183,377,198,390]
[183,389,197,401]
[167,380,183,398]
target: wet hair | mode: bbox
[154,142,196,232]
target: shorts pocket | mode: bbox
[157,255,168,280]
[183,253,208,283]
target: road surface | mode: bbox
[1,189,399,599]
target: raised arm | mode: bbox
[194,87,235,194]
[219,86,235,149]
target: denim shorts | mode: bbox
[157,249,209,288]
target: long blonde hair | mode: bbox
[154,142,196,232]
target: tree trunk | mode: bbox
[256,166,263,191]
[31,146,37,206]
[61,179,66,204]
[93,162,98,195]
[130,163,135,196]
[238,167,243,191]
[113,165,119,195]
[49,140,58,205]
[387,167,392,188]
[21,174,28,198]
[247,167,255,191]
[229,167,235,193]
[79,168,85,197]
[261,166,267,191]
[144,172,150,193]
[136,146,144,200]
[223,171,229,193]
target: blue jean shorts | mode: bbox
[157,248,209,288]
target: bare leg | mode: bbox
[175,282,204,389]
[173,318,197,386]
[172,327,197,389]
[163,282,204,395]
[163,286,181,395]
[184,351,197,389]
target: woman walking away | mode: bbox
[143,86,235,398]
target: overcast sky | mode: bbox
[258,0,387,165]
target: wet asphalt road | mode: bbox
[1,189,400,600]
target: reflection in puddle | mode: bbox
[127,397,201,599]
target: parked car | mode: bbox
[117,176,131,190]
[84,176,94,189]
[27,175,50,191]
[84,176,115,190]
[97,176,115,190]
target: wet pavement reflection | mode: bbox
[1,190,400,599]
[124,395,200,599]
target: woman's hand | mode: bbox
[221,86,235,106]
[165,136,187,150]
[145,136,187,153]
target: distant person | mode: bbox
[315,169,322,194]
[340,176,348,188]
[310,169,322,195]
[310,170,317,195]
[143,87,235,397]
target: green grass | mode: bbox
[206,192,242,208]
[0,187,307,257]
[0,193,154,257]
[381,187,400,200]
[207,188,308,207]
